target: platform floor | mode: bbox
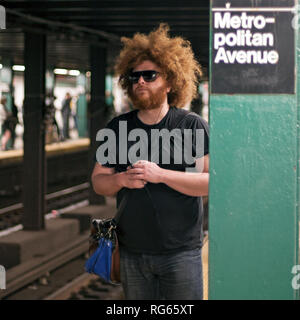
[202,237,209,300]
[0,138,90,165]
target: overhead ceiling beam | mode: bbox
[5,8,121,43]
[4,1,209,10]
[63,21,208,26]
[30,14,209,20]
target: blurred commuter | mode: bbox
[71,96,79,133]
[0,98,6,140]
[0,96,18,150]
[61,92,72,140]
[91,24,209,300]
[45,93,61,143]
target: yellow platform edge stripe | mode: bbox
[202,235,209,300]
[0,138,90,165]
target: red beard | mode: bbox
[128,84,168,110]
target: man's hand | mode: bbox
[91,163,146,196]
[118,166,147,189]
[126,160,163,184]
[119,169,146,189]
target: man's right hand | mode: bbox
[117,170,146,189]
[92,163,146,197]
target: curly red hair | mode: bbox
[114,23,202,108]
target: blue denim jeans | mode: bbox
[120,247,203,300]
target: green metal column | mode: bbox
[76,73,87,137]
[208,0,299,300]
[296,2,300,299]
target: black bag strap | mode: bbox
[113,190,130,224]
[169,108,191,130]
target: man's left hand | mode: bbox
[127,160,163,184]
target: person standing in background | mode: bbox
[61,92,72,140]
[71,95,79,135]
[0,96,18,150]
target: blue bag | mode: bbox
[85,218,120,283]
[85,190,133,283]
[85,237,113,282]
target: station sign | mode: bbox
[211,0,295,94]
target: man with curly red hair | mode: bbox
[92,24,209,300]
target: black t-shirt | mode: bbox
[95,106,209,254]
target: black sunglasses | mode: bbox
[128,70,161,84]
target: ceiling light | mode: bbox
[12,65,25,72]
[54,68,68,75]
[68,70,80,76]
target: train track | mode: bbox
[0,182,90,232]
[2,253,124,300]
[0,147,89,209]
[44,264,124,300]
[0,181,120,300]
